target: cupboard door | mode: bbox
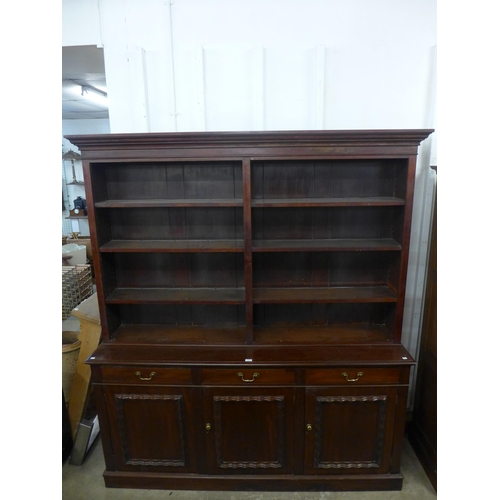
[104,385,197,473]
[304,387,399,474]
[203,387,295,474]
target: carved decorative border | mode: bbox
[115,393,187,467]
[314,395,387,469]
[213,395,285,469]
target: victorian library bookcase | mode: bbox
[66,129,433,491]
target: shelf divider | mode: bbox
[242,158,254,344]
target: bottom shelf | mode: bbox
[109,324,392,345]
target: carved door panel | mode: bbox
[104,385,197,473]
[304,387,399,474]
[203,387,295,474]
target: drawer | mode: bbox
[100,366,192,384]
[201,368,295,385]
[305,367,406,385]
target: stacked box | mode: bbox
[62,264,93,319]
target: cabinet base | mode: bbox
[103,471,404,491]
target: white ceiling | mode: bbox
[62,45,109,120]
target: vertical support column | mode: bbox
[242,158,253,344]
[394,155,417,342]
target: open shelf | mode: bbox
[95,198,243,208]
[251,197,405,207]
[252,238,401,252]
[100,239,244,252]
[106,287,246,304]
[107,324,390,346]
[110,324,248,345]
[253,286,397,304]
[253,324,393,345]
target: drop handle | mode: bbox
[206,423,211,431]
[135,371,156,381]
[341,371,364,382]
[237,372,260,383]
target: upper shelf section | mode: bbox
[90,161,242,205]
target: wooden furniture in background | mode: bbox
[68,292,101,438]
[66,129,433,492]
[408,167,437,491]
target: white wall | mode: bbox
[62,0,437,408]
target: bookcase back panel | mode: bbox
[103,208,243,241]
[117,304,246,327]
[112,253,244,288]
[97,162,243,200]
[253,303,391,327]
[253,252,396,288]
[252,207,402,241]
[251,160,407,199]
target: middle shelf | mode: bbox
[105,286,397,305]
[99,238,401,253]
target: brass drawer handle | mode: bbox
[135,371,156,381]
[341,371,363,382]
[237,372,259,383]
[306,424,313,432]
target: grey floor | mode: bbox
[62,317,436,500]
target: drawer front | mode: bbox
[305,367,406,385]
[201,368,295,385]
[100,366,192,384]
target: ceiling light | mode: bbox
[81,84,107,99]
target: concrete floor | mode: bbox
[62,436,436,500]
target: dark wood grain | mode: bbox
[106,287,246,304]
[95,199,243,207]
[71,129,432,492]
[251,197,404,207]
[252,238,401,252]
[100,239,244,252]
[242,159,254,344]
[253,286,397,304]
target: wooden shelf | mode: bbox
[107,324,390,346]
[251,197,405,207]
[95,198,243,208]
[110,324,247,345]
[65,216,88,220]
[252,238,401,252]
[253,324,393,345]
[253,286,397,304]
[100,239,244,253]
[106,287,246,304]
